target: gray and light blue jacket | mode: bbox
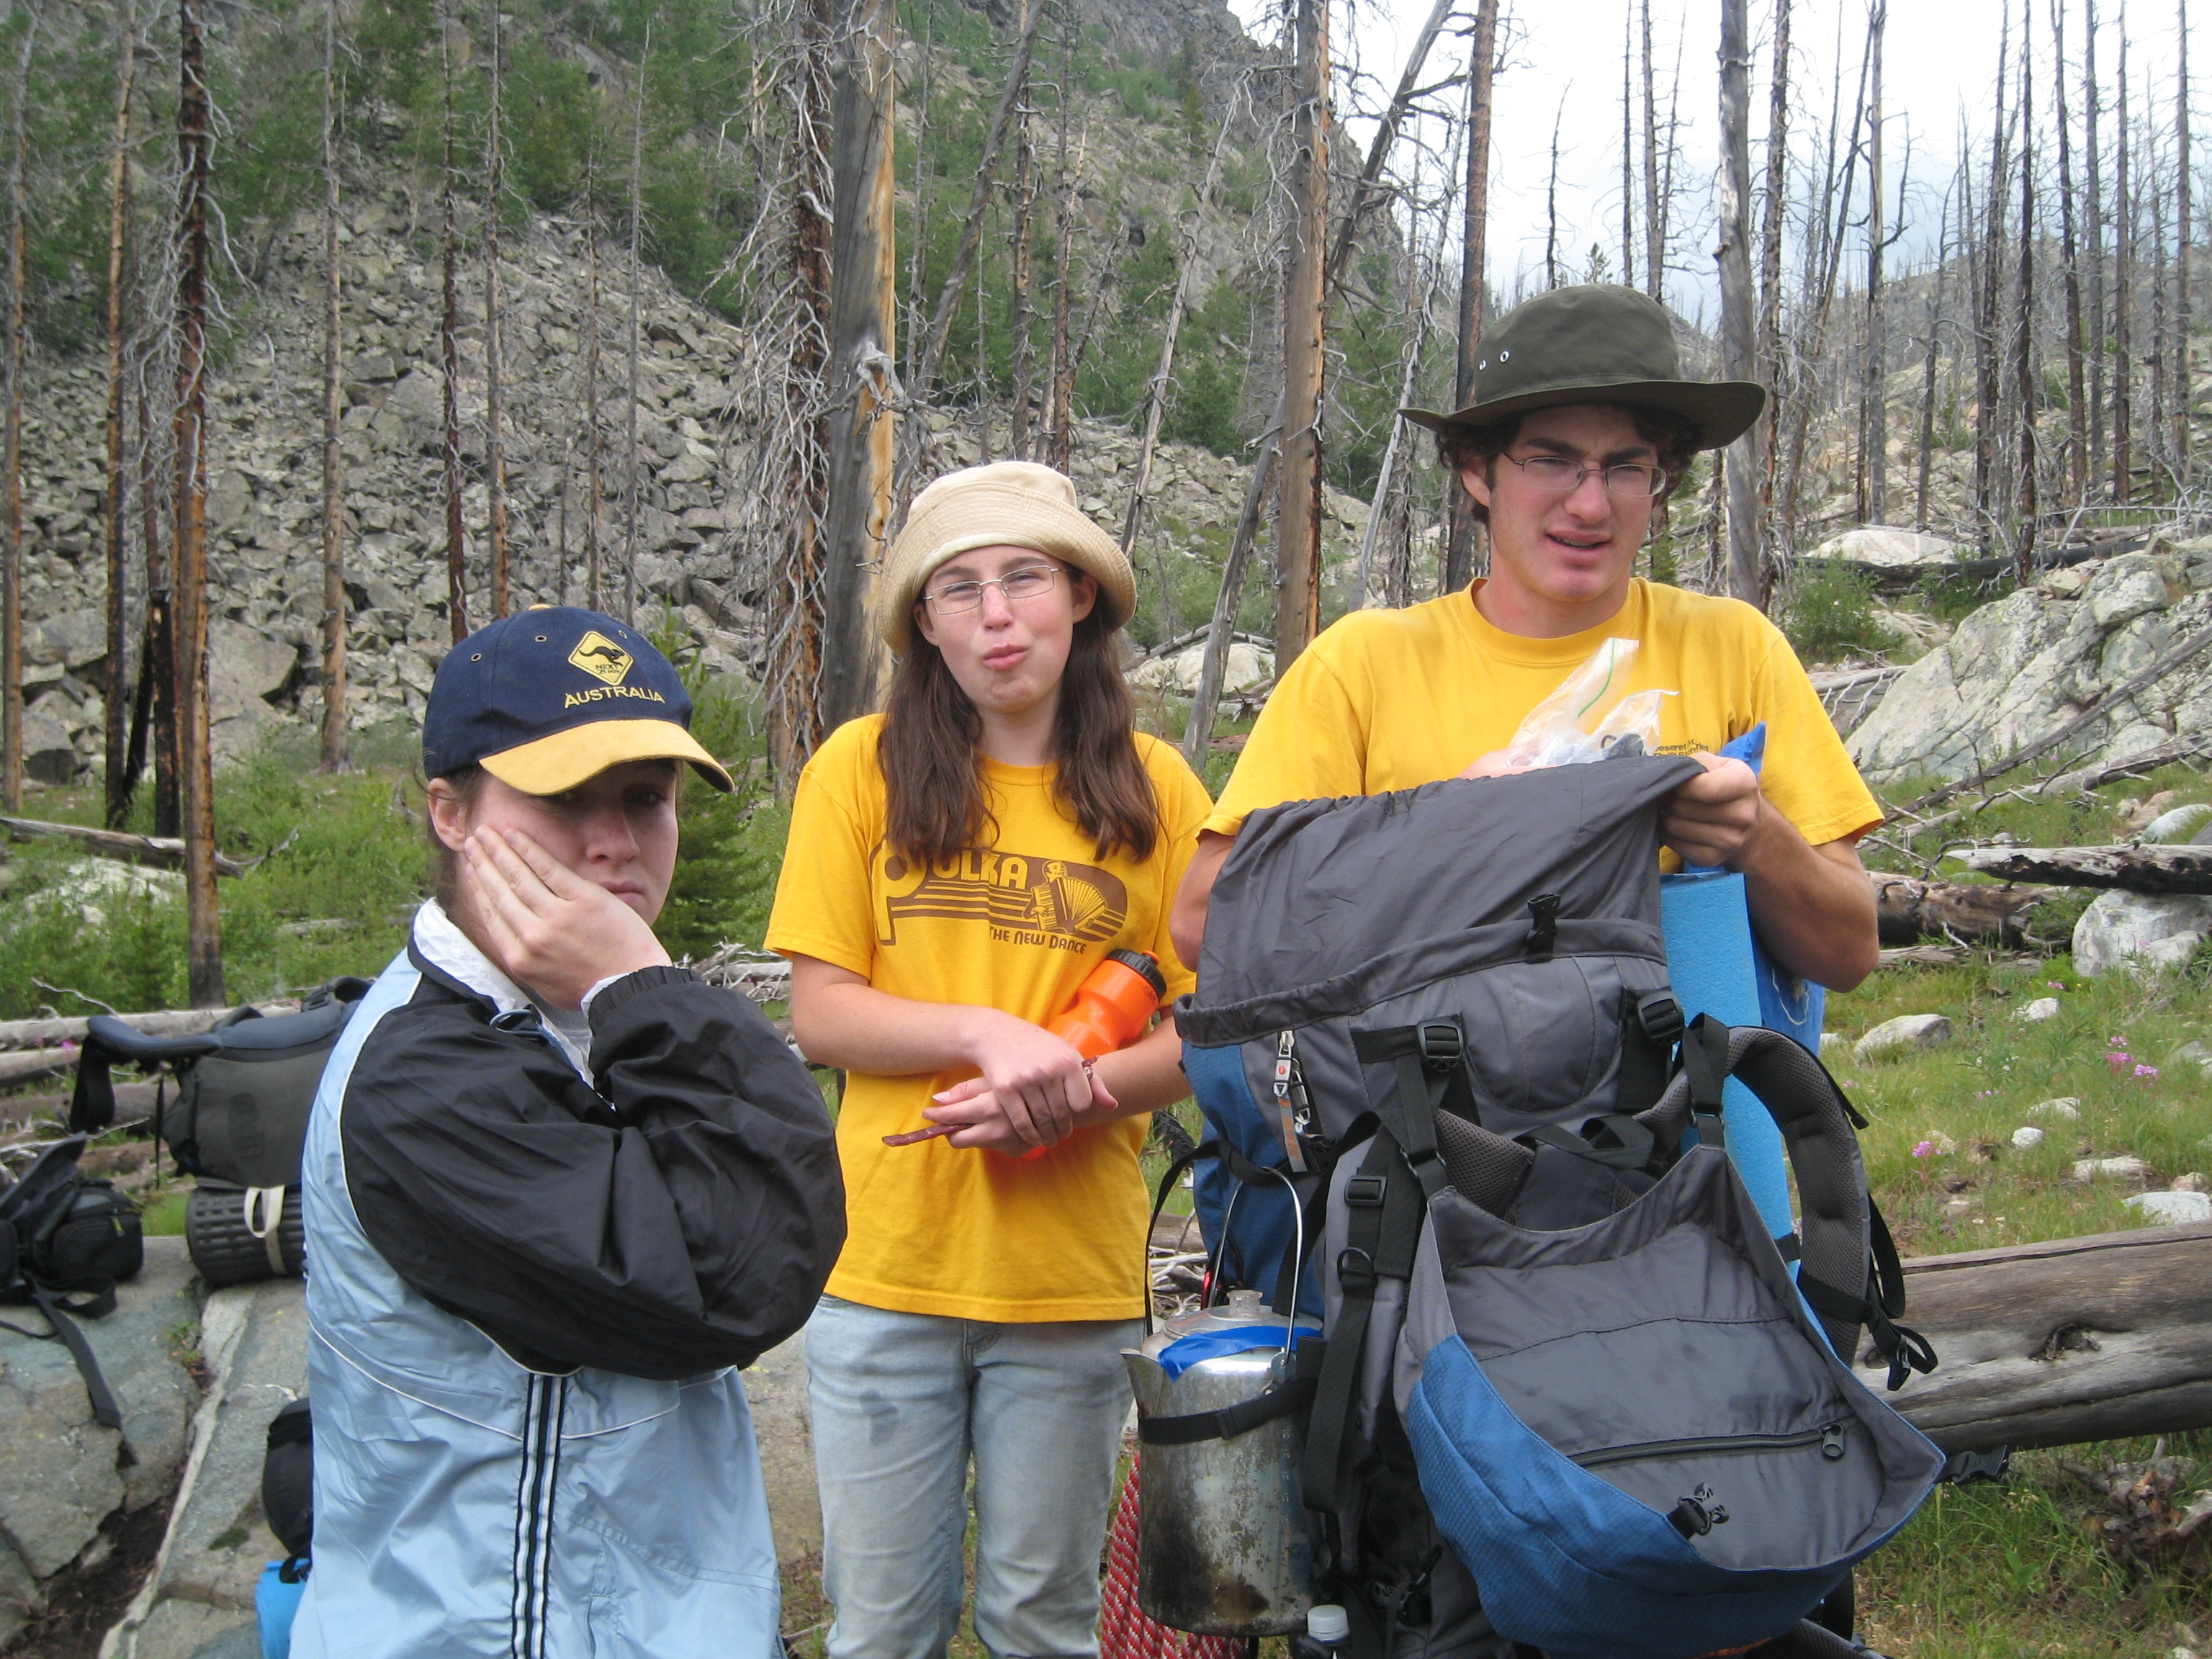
[292,904,844,1659]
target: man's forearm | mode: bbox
[1735,812,1880,992]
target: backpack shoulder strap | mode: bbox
[1647,1018,1937,1390]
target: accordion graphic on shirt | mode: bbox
[876,845,1129,953]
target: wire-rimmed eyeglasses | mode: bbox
[1501,452,1671,500]
[924,564,1063,615]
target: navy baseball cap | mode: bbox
[422,607,734,794]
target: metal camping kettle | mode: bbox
[1123,1288,1319,1636]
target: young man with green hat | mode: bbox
[292,606,845,1659]
[1170,284,1881,989]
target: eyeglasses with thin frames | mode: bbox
[1501,452,1670,500]
[924,564,1063,616]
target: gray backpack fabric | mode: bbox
[1174,758,1939,1658]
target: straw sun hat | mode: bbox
[875,461,1136,651]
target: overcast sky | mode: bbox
[1227,0,2198,326]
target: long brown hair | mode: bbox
[881,595,1161,867]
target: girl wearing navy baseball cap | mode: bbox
[287,607,845,1659]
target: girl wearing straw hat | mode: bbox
[769,462,1210,1659]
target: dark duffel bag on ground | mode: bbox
[0,1135,144,1427]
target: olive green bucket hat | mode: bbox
[1403,284,1766,450]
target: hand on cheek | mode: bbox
[460,827,671,1009]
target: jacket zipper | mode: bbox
[1570,1421,1847,1470]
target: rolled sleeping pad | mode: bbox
[256,1559,307,1659]
[185,1182,305,1286]
[1657,724,1823,1246]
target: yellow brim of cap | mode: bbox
[479,719,734,795]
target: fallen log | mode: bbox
[0,1048,74,1087]
[1876,945,2046,969]
[1864,1221,2212,1454]
[1869,873,2046,948]
[2040,735,2210,797]
[1,1080,161,1133]
[1,814,249,878]
[1950,843,2212,893]
[0,999,298,1051]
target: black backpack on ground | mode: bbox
[0,1135,145,1428]
[69,976,369,1285]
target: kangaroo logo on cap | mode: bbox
[568,630,634,686]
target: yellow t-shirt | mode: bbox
[767,715,1213,1322]
[1208,579,1880,852]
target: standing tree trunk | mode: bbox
[1641,0,1661,300]
[483,0,508,616]
[138,310,177,835]
[1620,12,1635,289]
[2153,135,2171,491]
[584,158,603,610]
[1917,213,1948,529]
[1121,96,1236,570]
[820,0,896,729]
[2087,0,2109,490]
[174,0,222,1007]
[2016,22,2040,579]
[1,12,30,814]
[2054,0,2089,503]
[770,0,832,778]
[2116,23,2135,501]
[1976,4,2013,544]
[1045,0,1074,472]
[2174,0,2191,485]
[1859,1,1888,526]
[623,39,646,625]
[910,0,1042,403]
[1756,0,1789,541]
[1009,114,1037,461]
[320,0,348,768]
[1273,0,1328,670]
[441,11,468,642]
[1443,0,1499,592]
[1717,0,1763,606]
[104,4,137,824]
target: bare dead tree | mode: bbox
[585,153,603,609]
[910,0,1043,403]
[769,0,833,778]
[1756,0,1789,545]
[1975,1,2013,541]
[819,0,897,728]
[2087,0,2109,490]
[2116,14,2135,500]
[1,8,30,814]
[1619,11,1635,289]
[2015,15,2039,577]
[1009,109,1038,460]
[2054,0,2089,503]
[1443,0,1500,590]
[175,0,222,1005]
[1641,0,1661,300]
[441,7,468,642]
[1917,197,1951,529]
[2152,112,2171,490]
[1717,0,1761,606]
[484,0,508,616]
[1273,0,1329,669]
[320,0,348,768]
[1121,84,1241,575]
[1046,0,1074,471]
[624,34,646,626]
[1858,0,1889,526]
[2174,0,2190,485]
[102,2,139,824]
[1543,90,1565,290]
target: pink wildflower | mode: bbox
[2136,1064,2160,1079]
[1912,1141,1936,1159]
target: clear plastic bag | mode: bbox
[1494,638,1673,770]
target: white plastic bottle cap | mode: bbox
[1307,1604,1352,1642]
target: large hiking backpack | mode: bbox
[69,978,369,1285]
[1168,757,1941,1658]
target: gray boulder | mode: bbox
[1855,1013,1954,1061]
[0,1238,203,1648]
[1848,551,2212,786]
[2072,890,2212,976]
[1807,526,1960,573]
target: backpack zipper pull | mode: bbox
[1820,1422,1847,1461]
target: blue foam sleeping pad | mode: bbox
[1656,724,1823,1244]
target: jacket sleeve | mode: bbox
[340,967,845,1380]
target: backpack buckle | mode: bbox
[1335,1246,1376,1295]
[1635,990,1684,1047]
[1416,1022,1463,1071]
[1344,1174,1388,1209]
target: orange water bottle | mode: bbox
[884,950,1169,1151]
[1047,950,1168,1060]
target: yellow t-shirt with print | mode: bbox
[767,715,1212,1323]
[1208,578,1881,855]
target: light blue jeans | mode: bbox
[806,1295,1143,1659]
